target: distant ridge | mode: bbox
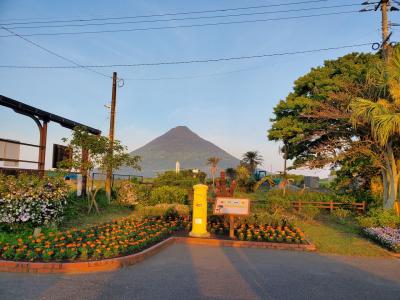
[122,126,240,178]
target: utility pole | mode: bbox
[361,0,399,60]
[105,72,117,202]
[380,0,390,60]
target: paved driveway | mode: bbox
[1,244,400,300]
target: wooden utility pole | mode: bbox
[105,72,117,201]
[380,0,390,60]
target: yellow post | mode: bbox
[189,184,210,238]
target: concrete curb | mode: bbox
[0,237,316,274]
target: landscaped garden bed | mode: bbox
[0,217,183,262]
[209,220,306,244]
[362,227,400,253]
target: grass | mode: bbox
[61,191,133,230]
[296,215,391,257]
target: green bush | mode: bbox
[163,207,180,221]
[0,174,69,229]
[117,181,152,206]
[298,205,320,221]
[357,208,400,228]
[332,208,351,224]
[265,193,291,215]
[149,186,188,205]
[153,170,206,189]
[237,212,296,227]
[136,204,189,219]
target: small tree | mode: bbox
[60,127,141,212]
[207,156,221,187]
[241,151,264,175]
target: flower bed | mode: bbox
[0,174,69,228]
[0,217,182,262]
[363,227,400,253]
[209,221,306,243]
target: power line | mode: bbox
[0,0,329,26]
[2,4,360,30]
[0,26,110,78]
[0,43,373,70]
[0,10,360,38]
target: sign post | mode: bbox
[214,197,250,239]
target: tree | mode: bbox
[60,127,141,211]
[350,47,400,209]
[206,156,221,187]
[267,52,393,204]
[241,151,264,175]
[225,168,237,181]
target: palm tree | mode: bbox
[207,157,221,187]
[350,47,400,210]
[241,151,264,175]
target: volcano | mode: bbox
[126,126,240,178]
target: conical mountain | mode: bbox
[127,126,240,177]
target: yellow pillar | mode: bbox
[189,184,210,238]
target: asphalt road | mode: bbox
[1,244,400,300]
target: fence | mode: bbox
[251,200,366,213]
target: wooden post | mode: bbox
[298,200,302,212]
[38,120,48,177]
[229,215,235,239]
[81,148,89,198]
[330,200,333,213]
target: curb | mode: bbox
[0,237,316,274]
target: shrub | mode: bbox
[163,207,180,221]
[265,193,291,215]
[0,174,69,229]
[357,208,400,228]
[116,181,152,206]
[149,186,188,205]
[298,205,320,221]
[332,208,351,224]
[153,170,206,189]
[237,212,296,227]
[136,204,189,219]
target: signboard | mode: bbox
[52,144,70,168]
[214,197,250,216]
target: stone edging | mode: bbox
[0,237,316,274]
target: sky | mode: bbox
[0,0,392,178]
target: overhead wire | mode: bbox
[0,26,111,78]
[2,4,360,30]
[0,0,330,26]
[0,10,361,38]
[0,43,373,70]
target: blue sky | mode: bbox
[0,0,390,177]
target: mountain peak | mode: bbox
[126,126,240,177]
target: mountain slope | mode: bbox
[124,126,240,177]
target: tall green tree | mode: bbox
[350,47,400,209]
[207,156,221,187]
[241,151,264,175]
[268,52,395,205]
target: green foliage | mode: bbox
[149,186,188,205]
[225,168,237,181]
[136,204,189,219]
[116,181,152,206]
[241,151,263,174]
[153,170,206,189]
[298,205,320,221]
[356,208,400,228]
[331,208,352,224]
[0,174,69,229]
[237,212,297,227]
[265,192,291,215]
[163,207,180,221]
[60,126,141,178]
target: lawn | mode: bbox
[296,215,391,257]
